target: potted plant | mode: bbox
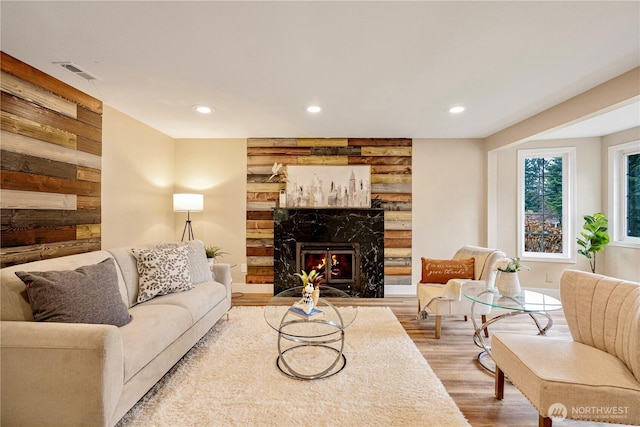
[205,245,228,261]
[492,257,528,297]
[577,212,610,273]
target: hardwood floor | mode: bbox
[232,293,620,427]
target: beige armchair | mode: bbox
[417,245,506,338]
[492,269,640,427]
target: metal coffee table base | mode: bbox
[276,323,346,380]
[471,301,553,374]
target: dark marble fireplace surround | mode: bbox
[274,208,385,297]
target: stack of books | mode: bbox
[288,306,323,319]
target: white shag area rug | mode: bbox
[117,306,470,427]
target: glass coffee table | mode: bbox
[264,286,357,380]
[463,287,562,373]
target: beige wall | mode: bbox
[411,139,486,294]
[492,137,602,290]
[171,138,488,295]
[174,139,247,285]
[485,68,639,288]
[101,106,176,249]
[101,110,249,284]
[172,137,489,295]
[602,127,640,282]
[100,80,638,292]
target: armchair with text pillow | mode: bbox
[417,245,506,338]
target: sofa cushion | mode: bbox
[420,257,474,284]
[157,240,213,284]
[132,245,193,303]
[142,280,227,323]
[119,303,193,382]
[14,258,132,327]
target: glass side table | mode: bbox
[463,288,562,373]
[264,286,357,380]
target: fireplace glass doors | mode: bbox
[296,242,360,293]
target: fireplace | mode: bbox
[297,242,360,293]
[273,207,384,297]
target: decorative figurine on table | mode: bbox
[293,282,315,314]
[294,269,324,307]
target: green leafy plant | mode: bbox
[493,257,527,273]
[205,245,228,260]
[577,213,610,273]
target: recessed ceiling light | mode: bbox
[193,105,214,114]
[449,106,465,114]
[306,106,321,113]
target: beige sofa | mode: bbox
[1,244,232,427]
[492,269,640,426]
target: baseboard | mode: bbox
[232,283,559,299]
[232,283,273,294]
[232,282,416,297]
[384,284,417,297]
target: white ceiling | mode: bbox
[1,1,639,140]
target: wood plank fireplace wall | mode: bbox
[245,138,412,290]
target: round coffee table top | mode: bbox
[463,288,562,313]
[264,286,358,334]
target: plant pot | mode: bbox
[312,288,320,306]
[496,271,521,297]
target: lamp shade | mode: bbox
[173,193,204,212]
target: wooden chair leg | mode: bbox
[495,366,505,400]
[435,316,442,339]
[482,314,489,337]
[539,415,552,427]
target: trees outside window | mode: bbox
[609,141,640,246]
[518,148,575,261]
[627,153,640,238]
[523,156,563,253]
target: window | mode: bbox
[609,140,640,246]
[518,148,575,261]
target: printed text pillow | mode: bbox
[420,257,475,284]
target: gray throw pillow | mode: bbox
[15,258,132,327]
[132,245,193,303]
[157,240,213,284]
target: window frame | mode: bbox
[517,147,576,262]
[608,140,640,248]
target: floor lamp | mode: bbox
[173,193,204,241]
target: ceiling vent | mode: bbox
[54,62,102,81]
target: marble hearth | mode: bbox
[273,208,385,297]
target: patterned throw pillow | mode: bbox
[157,240,213,284]
[132,245,193,303]
[15,258,132,327]
[420,257,475,284]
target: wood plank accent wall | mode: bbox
[0,52,103,267]
[246,138,412,289]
